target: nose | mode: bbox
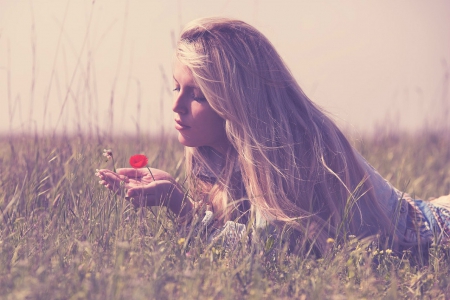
[172,92,188,115]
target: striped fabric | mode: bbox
[403,194,450,245]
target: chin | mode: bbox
[177,134,196,147]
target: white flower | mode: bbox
[102,149,113,160]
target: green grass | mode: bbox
[0,130,449,299]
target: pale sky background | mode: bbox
[0,0,449,136]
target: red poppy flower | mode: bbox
[129,154,148,168]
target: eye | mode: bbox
[173,87,180,92]
[192,90,207,102]
[193,96,207,102]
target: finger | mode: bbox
[95,169,106,179]
[116,168,149,178]
[99,174,129,194]
[100,180,120,193]
[96,168,116,176]
[126,182,157,198]
[101,171,130,183]
[98,180,121,194]
[98,179,116,189]
[127,180,175,201]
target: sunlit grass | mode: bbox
[0,130,449,299]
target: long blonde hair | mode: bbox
[176,17,397,254]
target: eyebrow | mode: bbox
[172,76,200,89]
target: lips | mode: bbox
[175,119,190,130]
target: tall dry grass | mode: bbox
[1,4,449,297]
[0,130,449,299]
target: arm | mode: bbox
[96,168,194,218]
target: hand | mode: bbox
[96,168,184,209]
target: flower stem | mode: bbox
[112,157,117,173]
[146,166,156,181]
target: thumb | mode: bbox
[127,185,156,197]
[117,168,147,178]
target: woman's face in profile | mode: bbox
[172,61,229,154]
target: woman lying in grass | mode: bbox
[96,17,450,257]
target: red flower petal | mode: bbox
[129,154,148,168]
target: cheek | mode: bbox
[198,110,225,134]
[210,116,226,136]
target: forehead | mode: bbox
[173,60,198,87]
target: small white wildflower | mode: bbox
[102,149,113,160]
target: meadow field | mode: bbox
[0,129,449,299]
